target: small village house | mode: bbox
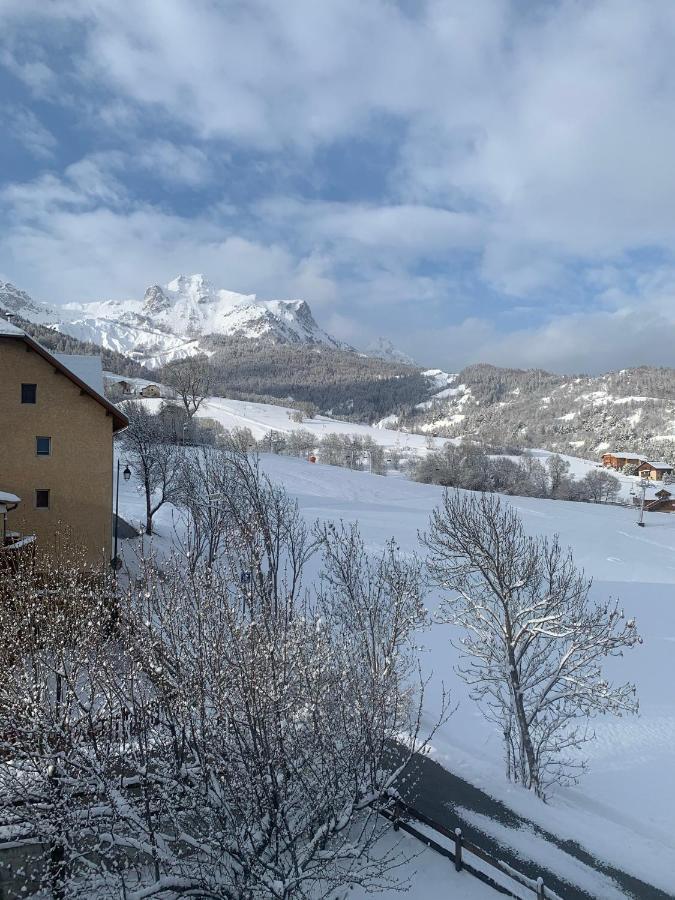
[633,486,675,513]
[0,318,128,565]
[601,451,673,481]
[601,451,644,470]
[636,461,674,481]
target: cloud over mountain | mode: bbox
[2,1,675,371]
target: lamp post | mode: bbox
[112,460,131,570]
[637,479,647,527]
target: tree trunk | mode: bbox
[145,478,153,535]
[511,674,538,791]
[505,638,539,793]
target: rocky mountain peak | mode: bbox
[143,284,171,314]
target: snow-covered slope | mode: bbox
[0,281,57,325]
[0,275,347,368]
[140,394,447,454]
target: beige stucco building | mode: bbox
[0,319,127,566]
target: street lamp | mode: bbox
[111,461,131,571]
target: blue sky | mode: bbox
[3,0,675,372]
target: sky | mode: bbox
[2,0,675,373]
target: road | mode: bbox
[397,752,673,900]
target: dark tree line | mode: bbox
[414,443,622,503]
[160,337,429,422]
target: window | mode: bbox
[35,489,50,509]
[36,436,51,456]
[21,383,37,404]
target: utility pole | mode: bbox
[637,479,647,527]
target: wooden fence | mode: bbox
[380,797,563,900]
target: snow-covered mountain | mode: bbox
[0,282,57,325]
[0,275,347,368]
[364,337,416,366]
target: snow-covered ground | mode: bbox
[118,451,675,897]
[140,394,643,497]
[141,396,447,452]
[348,830,503,900]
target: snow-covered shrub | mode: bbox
[0,453,439,898]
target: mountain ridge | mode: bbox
[0,275,350,368]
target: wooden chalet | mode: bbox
[636,461,674,481]
[601,452,674,481]
[601,451,643,470]
[633,487,675,513]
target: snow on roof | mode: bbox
[54,354,105,396]
[0,316,25,336]
[0,490,21,504]
[603,451,642,459]
[642,461,673,469]
[103,371,160,390]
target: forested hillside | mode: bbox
[165,336,430,421]
[403,363,675,460]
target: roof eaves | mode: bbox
[1,332,128,431]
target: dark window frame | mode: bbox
[21,383,37,404]
[36,436,51,456]
[35,489,50,510]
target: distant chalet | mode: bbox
[601,451,674,481]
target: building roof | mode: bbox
[603,451,643,460]
[55,354,105,396]
[0,317,25,336]
[0,325,128,432]
[640,461,673,469]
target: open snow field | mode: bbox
[142,393,647,500]
[118,441,675,897]
[141,395,446,452]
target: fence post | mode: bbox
[392,799,400,832]
[536,876,545,899]
[454,828,463,872]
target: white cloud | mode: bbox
[5,2,675,370]
[0,47,55,95]
[4,105,57,158]
[404,283,675,374]
[0,166,343,311]
[132,141,214,187]
[26,0,675,280]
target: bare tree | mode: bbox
[546,453,571,497]
[112,459,434,897]
[577,469,621,503]
[423,490,640,798]
[174,445,234,569]
[0,467,438,898]
[118,401,184,534]
[317,521,428,687]
[0,545,125,899]
[163,356,212,419]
